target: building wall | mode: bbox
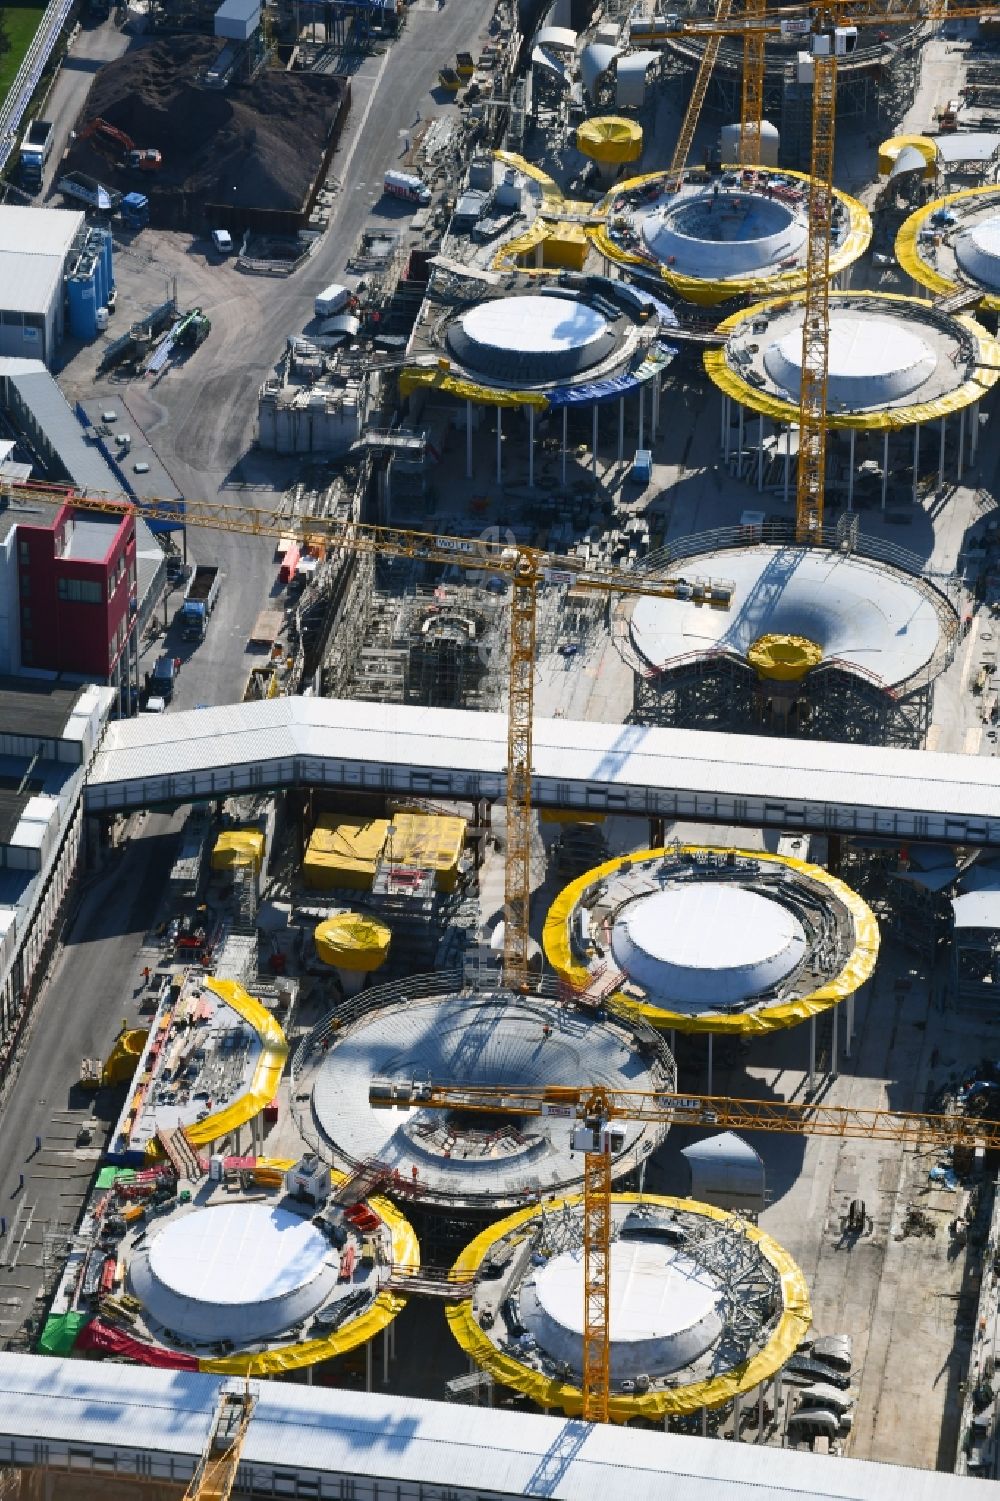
[0,310,50,365]
[0,528,20,674]
[15,506,137,679]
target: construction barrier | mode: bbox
[542,844,880,1035]
[446,1193,811,1422]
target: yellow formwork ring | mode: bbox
[592,166,871,308]
[896,185,1000,313]
[704,290,1000,431]
[199,1169,419,1376]
[446,1192,811,1422]
[400,365,549,410]
[542,844,880,1035]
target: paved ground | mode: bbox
[34,14,132,198]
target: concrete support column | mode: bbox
[737,404,744,472]
[939,414,946,490]
[669,1029,676,1056]
[845,990,855,1060]
[847,427,855,512]
[733,1393,742,1440]
[831,997,838,1075]
[808,1014,816,1092]
[638,1158,647,1193]
[783,428,791,505]
[882,429,889,509]
[561,406,568,487]
[723,396,731,463]
[466,399,473,480]
[495,405,502,486]
[757,417,765,492]
[971,402,980,464]
[701,1407,709,1437]
[383,1326,390,1383]
[757,1385,766,1440]
[720,393,727,448]
[306,1364,313,1385]
[528,404,535,489]
[366,1339,373,1393]
[618,396,625,463]
[707,1031,714,1095]
[592,402,598,482]
[958,405,966,483]
[912,422,920,505]
[652,374,660,438]
[638,385,645,450]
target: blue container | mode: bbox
[67,272,97,341]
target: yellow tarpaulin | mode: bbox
[704,290,1000,431]
[200,1174,418,1376]
[182,978,288,1147]
[446,1193,811,1421]
[304,816,390,890]
[542,844,880,1035]
[896,185,1000,312]
[211,827,265,875]
[315,913,392,973]
[388,811,466,891]
[576,116,643,166]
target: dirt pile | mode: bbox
[63,37,347,222]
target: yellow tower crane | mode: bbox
[184,1381,255,1501]
[372,1075,1000,1422]
[0,481,732,986]
[668,0,996,541]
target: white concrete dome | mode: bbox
[763,317,936,406]
[446,294,618,382]
[955,217,1000,291]
[521,1240,725,1379]
[630,546,944,689]
[641,190,806,277]
[610,884,807,1010]
[130,1203,340,1343]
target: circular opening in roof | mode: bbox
[642,190,806,276]
[610,884,807,1010]
[525,1240,724,1377]
[763,316,936,405]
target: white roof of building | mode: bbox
[83,695,1000,846]
[629,546,947,688]
[935,131,1000,164]
[0,206,84,317]
[952,889,1000,929]
[0,1352,995,1499]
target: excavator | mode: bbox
[78,116,162,171]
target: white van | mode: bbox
[383,170,431,206]
[210,228,234,255]
[314,282,351,319]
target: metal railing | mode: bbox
[0,0,75,175]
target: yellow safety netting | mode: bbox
[877,134,937,180]
[542,844,880,1035]
[315,913,392,973]
[704,290,1000,431]
[746,634,823,682]
[200,1172,418,1376]
[182,978,288,1147]
[211,827,265,875]
[591,166,871,307]
[102,1027,149,1087]
[896,185,1000,312]
[446,1193,811,1421]
[304,816,390,890]
[399,364,550,410]
[576,116,643,166]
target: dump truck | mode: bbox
[179,564,221,641]
[19,120,54,192]
[57,171,121,214]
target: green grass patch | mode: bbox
[0,4,49,109]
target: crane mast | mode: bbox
[796,44,837,542]
[738,0,767,166]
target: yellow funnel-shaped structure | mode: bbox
[576,116,643,168]
[747,634,823,682]
[877,135,937,180]
[315,913,392,974]
[103,1027,150,1087]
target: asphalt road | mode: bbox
[38,15,131,196]
[0,810,182,1340]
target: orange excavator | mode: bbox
[78,116,162,171]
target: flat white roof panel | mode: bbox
[0,206,85,259]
